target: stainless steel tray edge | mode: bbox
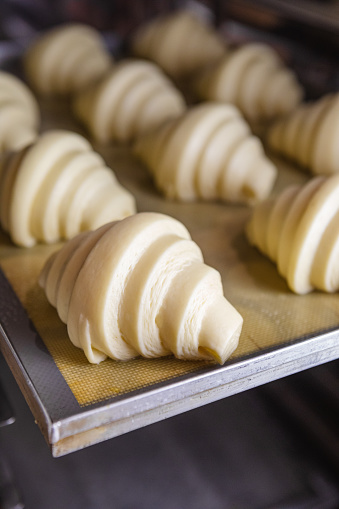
[49,329,339,456]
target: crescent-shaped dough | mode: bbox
[0,130,136,247]
[0,71,39,153]
[39,212,243,364]
[246,175,339,294]
[131,10,226,79]
[24,23,112,95]
[266,93,339,175]
[72,59,186,143]
[134,103,277,204]
[192,43,303,122]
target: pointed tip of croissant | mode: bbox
[198,297,243,364]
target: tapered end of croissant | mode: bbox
[198,297,243,364]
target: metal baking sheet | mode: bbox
[1,54,339,457]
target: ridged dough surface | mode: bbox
[39,212,243,364]
[134,103,277,204]
[72,59,186,143]
[0,130,136,247]
[246,175,339,294]
[266,93,339,175]
[0,71,39,153]
[192,43,303,122]
[131,10,226,79]
[24,23,112,95]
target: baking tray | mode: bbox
[1,53,339,457]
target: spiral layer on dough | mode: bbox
[246,175,339,294]
[266,93,339,175]
[131,10,226,79]
[0,71,39,153]
[0,130,136,247]
[192,43,303,122]
[134,103,277,204]
[72,59,186,143]
[39,212,243,364]
[24,24,112,95]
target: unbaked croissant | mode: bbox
[0,130,136,247]
[133,103,277,204]
[192,43,303,122]
[39,212,243,364]
[72,59,186,143]
[131,10,226,79]
[266,93,339,175]
[246,175,339,294]
[24,23,112,95]
[0,71,39,153]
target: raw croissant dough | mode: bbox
[39,212,243,364]
[0,71,39,153]
[0,130,136,247]
[246,175,339,294]
[72,59,186,143]
[131,10,226,79]
[134,103,277,204]
[192,43,303,122]
[24,23,112,95]
[266,93,339,175]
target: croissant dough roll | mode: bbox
[192,43,303,122]
[24,24,112,95]
[72,59,186,143]
[0,71,39,153]
[131,10,226,79]
[0,130,136,247]
[266,93,339,175]
[246,175,339,294]
[39,212,243,364]
[134,103,277,204]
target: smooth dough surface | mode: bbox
[134,103,277,204]
[192,43,303,122]
[267,93,339,175]
[72,59,186,143]
[131,10,226,78]
[0,130,136,247]
[246,174,339,294]
[24,23,113,95]
[0,71,40,153]
[39,212,243,364]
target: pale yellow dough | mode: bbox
[39,212,243,364]
[0,130,136,247]
[246,175,339,294]
[72,59,186,143]
[131,10,226,79]
[24,24,113,95]
[192,43,303,122]
[133,103,277,204]
[267,93,339,175]
[0,71,39,153]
